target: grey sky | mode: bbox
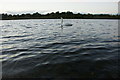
[0,0,119,14]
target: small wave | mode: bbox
[26,27,32,28]
[2,34,32,38]
[2,48,29,54]
[2,24,12,27]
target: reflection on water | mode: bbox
[0,19,119,78]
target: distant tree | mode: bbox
[56,11,60,14]
[32,12,41,18]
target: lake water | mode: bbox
[0,19,119,79]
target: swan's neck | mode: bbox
[61,17,63,25]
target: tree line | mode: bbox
[1,11,120,20]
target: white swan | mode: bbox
[61,17,73,27]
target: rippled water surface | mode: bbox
[0,19,119,78]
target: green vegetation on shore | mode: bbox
[1,11,120,20]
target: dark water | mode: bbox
[0,19,119,79]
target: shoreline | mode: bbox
[1,11,119,20]
[1,18,119,20]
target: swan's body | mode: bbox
[61,17,73,27]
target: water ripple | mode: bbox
[1,19,119,78]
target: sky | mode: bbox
[0,0,119,14]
